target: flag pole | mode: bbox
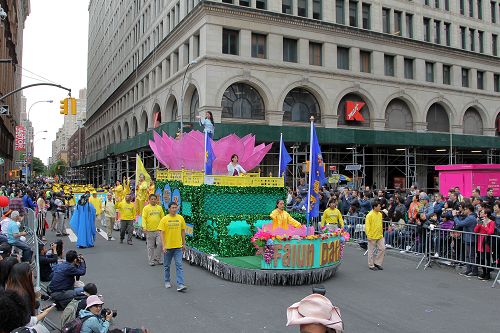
[204,131,207,174]
[278,132,283,177]
[306,116,315,234]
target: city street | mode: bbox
[45,227,500,333]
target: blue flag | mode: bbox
[204,133,216,175]
[306,123,326,222]
[279,135,292,179]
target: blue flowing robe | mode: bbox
[70,203,96,248]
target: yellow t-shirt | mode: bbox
[89,196,102,215]
[68,196,76,207]
[321,208,344,228]
[158,214,186,249]
[136,181,148,201]
[116,201,136,221]
[270,209,302,230]
[142,204,165,231]
[365,210,383,240]
[114,185,124,202]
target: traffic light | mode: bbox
[60,99,68,115]
[69,97,77,115]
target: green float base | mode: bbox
[184,247,341,286]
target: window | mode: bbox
[382,8,390,33]
[283,38,298,63]
[435,0,440,8]
[443,65,451,85]
[478,0,483,19]
[298,0,307,17]
[251,33,266,59]
[492,1,497,23]
[493,34,498,56]
[460,0,465,15]
[336,0,345,24]
[477,71,484,89]
[394,11,402,36]
[337,47,350,70]
[426,62,434,82]
[283,88,321,122]
[384,54,395,76]
[309,42,322,66]
[445,0,450,10]
[222,83,265,119]
[444,23,451,46]
[256,0,266,9]
[222,0,233,3]
[360,50,371,73]
[222,29,239,55]
[470,29,475,51]
[469,0,474,16]
[239,0,250,6]
[425,0,430,5]
[362,3,371,29]
[478,31,484,53]
[349,1,358,27]
[404,58,414,79]
[462,68,470,87]
[406,14,413,38]
[282,0,292,14]
[460,26,467,49]
[423,18,431,42]
[313,0,322,19]
[434,20,441,44]
[494,74,500,92]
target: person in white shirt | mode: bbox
[227,154,246,176]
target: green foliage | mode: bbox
[156,180,287,257]
[49,160,67,176]
[31,157,46,175]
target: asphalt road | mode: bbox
[43,223,500,333]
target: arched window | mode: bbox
[463,107,483,135]
[140,111,148,133]
[124,122,130,139]
[385,99,413,130]
[189,90,199,122]
[283,87,320,122]
[426,103,449,132]
[171,100,178,121]
[132,117,138,136]
[337,93,370,127]
[117,126,122,143]
[496,113,500,137]
[222,83,265,119]
[152,103,161,128]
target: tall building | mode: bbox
[83,0,500,189]
[50,88,87,166]
[0,0,30,182]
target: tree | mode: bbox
[49,160,67,176]
[31,157,47,176]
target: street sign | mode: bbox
[0,157,4,165]
[0,105,8,116]
[15,160,26,166]
[345,164,362,171]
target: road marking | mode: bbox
[66,228,77,243]
[97,229,115,240]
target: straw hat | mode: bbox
[286,294,343,331]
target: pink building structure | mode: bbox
[435,164,500,197]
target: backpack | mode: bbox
[61,315,95,333]
[60,298,81,327]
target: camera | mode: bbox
[101,308,117,318]
[0,7,7,21]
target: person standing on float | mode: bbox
[270,199,302,230]
[227,154,246,176]
[197,111,215,139]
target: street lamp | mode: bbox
[25,100,52,183]
[179,60,198,136]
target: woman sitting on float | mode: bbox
[270,199,303,230]
[227,154,246,176]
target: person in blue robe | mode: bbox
[70,194,96,248]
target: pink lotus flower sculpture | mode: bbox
[261,223,315,237]
[149,130,273,174]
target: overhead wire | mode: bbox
[14,64,58,84]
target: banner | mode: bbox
[15,126,26,151]
[345,101,365,121]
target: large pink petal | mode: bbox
[240,143,273,171]
[149,140,169,167]
[241,135,256,162]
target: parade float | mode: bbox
[150,129,348,285]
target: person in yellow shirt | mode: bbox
[135,174,148,216]
[365,200,385,271]
[114,180,124,203]
[321,199,344,230]
[88,192,103,232]
[116,194,135,245]
[158,202,187,291]
[104,192,116,240]
[123,177,131,196]
[148,180,155,196]
[67,190,76,221]
[270,199,302,230]
[142,194,165,266]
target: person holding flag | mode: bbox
[306,117,326,232]
[135,154,150,216]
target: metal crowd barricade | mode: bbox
[23,208,42,290]
[419,226,500,288]
[382,220,423,256]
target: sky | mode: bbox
[21,0,89,165]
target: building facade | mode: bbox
[0,0,30,182]
[83,0,500,190]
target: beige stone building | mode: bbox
[82,0,500,189]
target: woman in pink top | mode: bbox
[474,208,496,280]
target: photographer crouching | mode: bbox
[79,295,115,333]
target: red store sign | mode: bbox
[15,126,26,151]
[345,101,365,121]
